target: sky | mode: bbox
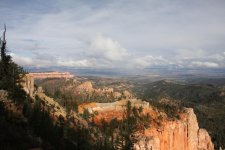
[0,0,225,72]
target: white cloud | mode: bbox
[87,34,128,61]
[133,55,169,68]
[191,61,219,68]
[10,53,57,67]
[175,49,206,60]
[57,59,93,67]
[10,53,33,66]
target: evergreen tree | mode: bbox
[0,25,26,102]
[83,108,90,120]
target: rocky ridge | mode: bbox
[76,81,132,99]
[79,99,214,150]
[22,74,87,127]
[29,71,74,79]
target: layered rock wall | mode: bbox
[134,108,214,150]
[29,71,74,79]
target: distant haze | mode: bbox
[1,0,225,74]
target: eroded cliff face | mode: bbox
[134,108,214,150]
[80,100,214,150]
[22,74,88,127]
[29,71,74,79]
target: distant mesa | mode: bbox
[28,71,74,79]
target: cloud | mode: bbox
[191,61,219,68]
[1,0,225,72]
[10,52,95,68]
[175,49,206,60]
[133,55,170,68]
[10,52,58,68]
[57,59,93,67]
[87,34,128,61]
[10,53,33,66]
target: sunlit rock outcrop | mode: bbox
[134,108,214,150]
[22,74,35,98]
[29,71,74,79]
[22,74,87,127]
[80,100,214,150]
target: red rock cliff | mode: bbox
[29,71,74,79]
[80,100,214,150]
[134,108,214,150]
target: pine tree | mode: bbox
[0,25,26,102]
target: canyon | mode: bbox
[22,74,214,150]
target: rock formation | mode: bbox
[123,90,133,98]
[76,81,94,92]
[22,74,35,98]
[35,90,87,127]
[134,108,214,150]
[22,74,87,127]
[29,71,74,79]
[113,92,122,98]
[76,81,122,99]
[79,99,214,150]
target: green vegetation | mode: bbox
[94,101,151,150]
[23,96,93,149]
[0,26,26,103]
[148,100,182,119]
[0,95,41,149]
[36,78,117,106]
